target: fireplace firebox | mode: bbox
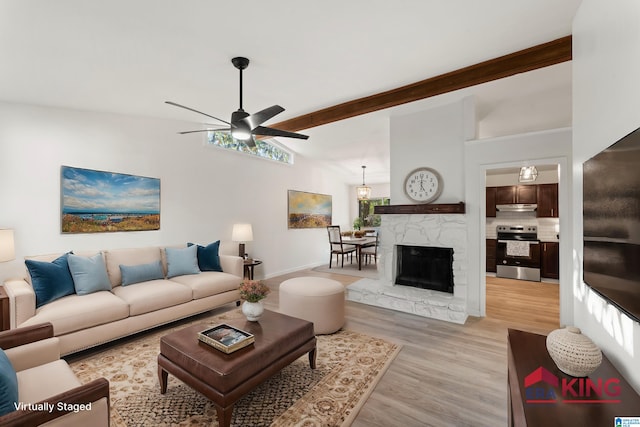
[395,245,454,293]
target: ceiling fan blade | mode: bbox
[253,126,309,140]
[242,105,285,129]
[178,128,231,135]
[165,101,231,125]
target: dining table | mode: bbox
[341,236,377,270]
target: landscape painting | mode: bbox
[61,166,160,233]
[287,190,332,229]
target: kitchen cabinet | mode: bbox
[495,186,516,204]
[537,183,558,217]
[516,185,537,204]
[486,187,497,217]
[486,239,497,272]
[541,241,559,279]
[494,185,537,205]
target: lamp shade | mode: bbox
[232,223,253,242]
[0,229,15,262]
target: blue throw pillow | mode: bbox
[68,253,112,295]
[165,245,200,278]
[25,252,75,308]
[0,349,18,416]
[188,240,223,272]
[120,260,164,286]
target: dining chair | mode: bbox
[327,225,357,268]
[361,231,379,265]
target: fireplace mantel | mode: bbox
[374,202,465,215]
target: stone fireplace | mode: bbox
[346,209,468,324]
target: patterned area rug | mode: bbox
[68,309,401,426]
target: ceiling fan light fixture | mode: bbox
[357,165,372,200]
[519,166,538,182]
[231,127,252,141]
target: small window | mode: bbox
[207,132,293,164]
[358,197,390,227]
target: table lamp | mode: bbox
[0,229,15,263]
[232,223,253,258]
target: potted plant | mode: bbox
[353,217,364,231]
[239,280,271,321]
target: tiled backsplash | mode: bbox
[486,216,559,241]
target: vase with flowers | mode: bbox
[239,280,270,321]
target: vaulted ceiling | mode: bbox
[0,1,582,184]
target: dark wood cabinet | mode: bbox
[486,239,497,273]
[537,183,559,217]
[486,187,497,217]
[516,185,537,204]
[494,185,537,205]
[495,186,516,204]
[541,241,559,279]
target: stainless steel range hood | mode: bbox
[495,204,537,212]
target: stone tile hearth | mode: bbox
[346,213,468,324]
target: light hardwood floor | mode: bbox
[261,270,560,427]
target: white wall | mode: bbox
[0,102,351,281]
[486,168,559,186]
[389,100,468,204]
[573,0,640,391]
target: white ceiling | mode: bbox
[0,0,581,184]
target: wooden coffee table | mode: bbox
[157,310,316,427]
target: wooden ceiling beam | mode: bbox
[271,35,572,132]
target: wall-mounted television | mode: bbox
[583,126,640,323]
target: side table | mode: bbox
[0,286,9,331]
[243,259,262,280]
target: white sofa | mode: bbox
[2,244,243,356]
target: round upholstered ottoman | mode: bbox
[279,277,345,334]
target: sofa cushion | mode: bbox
[165,245,200,278]
[120,260,164,286]
[104,247,162,287]
[111,279,192,316]
[25,252,75,308]
[0,349,18,416]
[19,292,130,335]
[188,241,223,272]
[68,253,112,295]
[169,271,241,299]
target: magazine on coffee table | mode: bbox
[198,324,255,354]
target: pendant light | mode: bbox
[518,166,538,183]
[356,165,372,200]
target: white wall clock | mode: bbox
[403,167,443,204]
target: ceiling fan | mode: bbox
[166,57,308,148]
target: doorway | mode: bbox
[484,163,561,328]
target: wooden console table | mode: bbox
[508,328,640,426]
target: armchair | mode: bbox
[0,322,110,426]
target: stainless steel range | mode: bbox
[496,225,541,282]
